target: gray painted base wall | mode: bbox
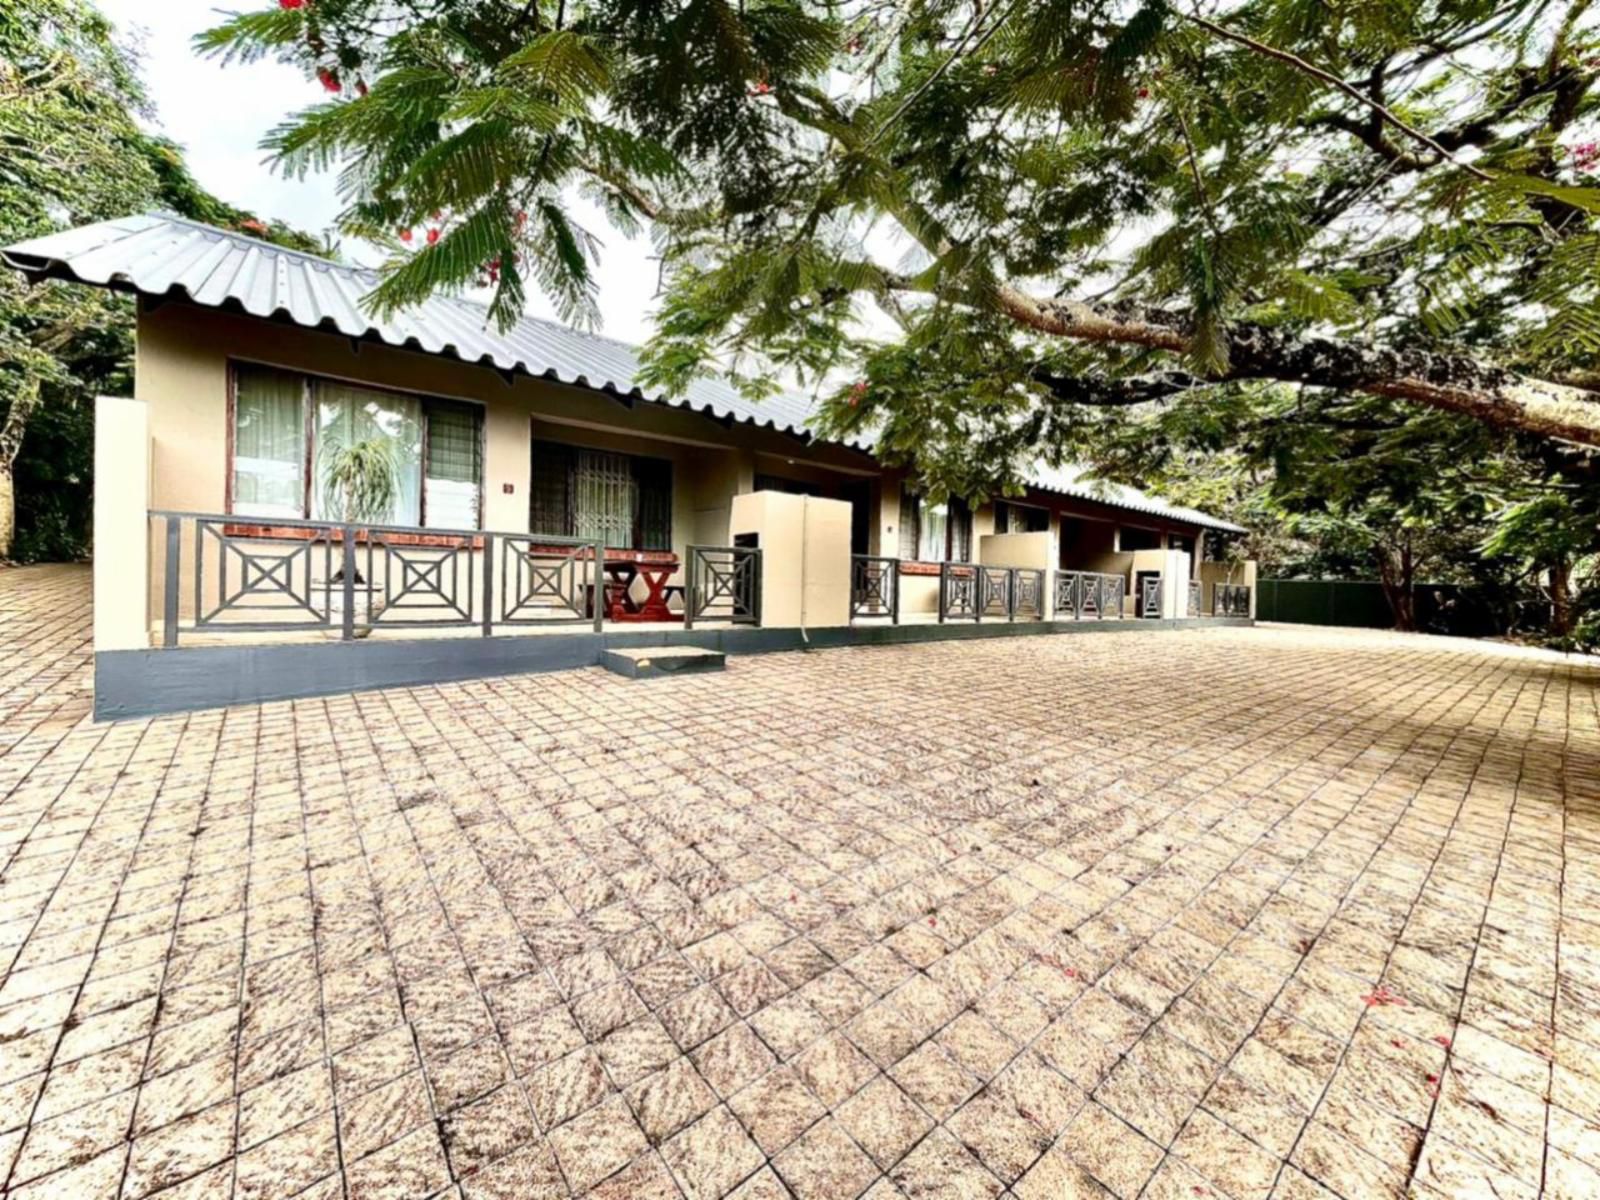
[95,617,1255,720]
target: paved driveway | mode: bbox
[0,563,1597,1200]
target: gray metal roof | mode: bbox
[1026,463,1245,533]
[3,212,1243,533]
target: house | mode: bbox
[3,214,1255,718]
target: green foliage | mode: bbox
[186,0,1600,641]
[0,0,315,561]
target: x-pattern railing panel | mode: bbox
[685,545,761,628]
[500,536,601,627]
[851,556,899,622]
[1141,574,1164,619]
[939,563,979,622]
[195,519,331,629]
[1053,571,1126,620]
[368,532,475,626]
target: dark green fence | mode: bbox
[1257,579,1512,637]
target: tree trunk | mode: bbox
[0,376,42,562]
[0,465,13,562]
[1375,543,1417,631]
[1548,557,1574,638]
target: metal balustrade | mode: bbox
[938,563,979,621]
[978,566,1012,619]
[152,510,610,644]
[1140,574,1164,619]
[1053,571,1126,620]
[850,556,900,623]
[1214,582,1252,617]
[684,545,762,628]
[940,564,1046,623]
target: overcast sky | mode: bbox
[99,0,664,344]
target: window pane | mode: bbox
[574,450,636,547]
[424,401,481,529]
[311,382,423,526]
[233,366,304,517]
[918,500,948,561]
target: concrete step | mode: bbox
[600,646,726,679]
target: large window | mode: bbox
[231,363,483,528]
[898,486,972,562]
[529,439,672,549]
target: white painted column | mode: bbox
[94,395,151,650]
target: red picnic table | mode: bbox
[600,549,682,622]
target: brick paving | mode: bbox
[1,562,1598,1200]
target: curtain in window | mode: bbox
[311,381,423,526]
[918,500,948,562]
[233,366,304,517]
[424,401,481,529]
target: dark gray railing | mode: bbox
[1188,579,1202,617]
[945,564,1046,623]
[151,510,605,646]
[1214,583,1251,617]
[1140,574,1164,619]
[851,555,900,623]
[1053,570,1126,619]
[938,562,978,621]
[684,545,761,628]
[978,566,1012,619]
[1012,568,1046,619]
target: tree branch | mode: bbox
[980,281,1600,445]
[1181,12,1495,181]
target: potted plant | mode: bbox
[320,433,399,635]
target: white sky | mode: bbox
[100,0,665,344]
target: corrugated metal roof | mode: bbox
[1026,462,1245,533]
[3,212,1244,533]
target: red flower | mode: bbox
[280,0,305,8]
[748,80,773,97]
[239,219,268,234]
[1137,86,1151,99]
[399,228,413,243]
[427,228,440,245]
[317,67,340,93]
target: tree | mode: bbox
[204,0,1600,493]
[0,0,316,561]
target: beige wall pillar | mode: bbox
[977,530,1054,615]
[94,395,151,651]
[728,491,851,628]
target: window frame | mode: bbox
[226,359,486,531]
[899,485,972,565]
